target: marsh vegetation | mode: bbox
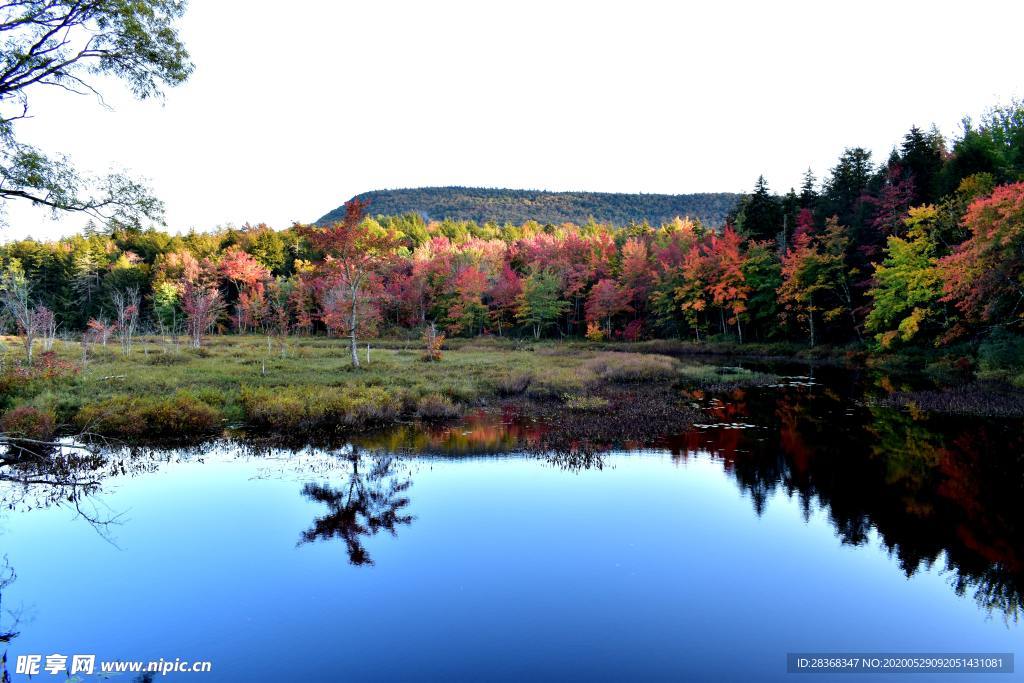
[0,335,792,441]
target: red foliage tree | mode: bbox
[705,227,750,342]
[235,285,267,332]
[938,182,1024,328]
[320,274,385,340]
[447,266,489,335]
[385,268,427,328]
[793,208,816,242]
[299,200,400,366]
[219,247,270,332]
[619,238,653,314]
[219,247,269,289]
[487,263,522,336]
[182,281,224,349]
[86,317,117,346]
[585,278,632,335]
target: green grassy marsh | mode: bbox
[0,335,772,441]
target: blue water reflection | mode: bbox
[1,440,1019,681]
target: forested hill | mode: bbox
[315,187,742,226]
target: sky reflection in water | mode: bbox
[0,368,1021,681]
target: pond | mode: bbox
[1,362,1021,681]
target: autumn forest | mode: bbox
[2,102,1024,384]
[4,2,1024,678]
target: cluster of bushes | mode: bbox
[866,332,1024,390]
[0,405,57,440]
[0,352,80,394]
[493,371,533,396]
[583,353,680,383]
[239,384,402,431]
[74,390,222,438]
[977,330,1024,387]
[1,383,471,441]
[414,393,462,420]
[676,364,777,391]
[489,351,780,400]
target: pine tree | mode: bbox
[737,175,783,241]
[823,147,873,229]
[900,125,945,204]
[799,169,818,208]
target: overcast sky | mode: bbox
[5,0,1023,241]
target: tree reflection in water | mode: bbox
[0,373,1021,622]
[0,439,116,670]
[297,448,413,566]
[314,382,1024,621]
[1,555,17,644]
[0,436,141,547]
[1,558,18,683]
[664,373,1024,624]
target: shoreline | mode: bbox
[0,335,1022,443]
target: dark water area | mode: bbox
[1,361,1022,681]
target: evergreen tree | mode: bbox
[737,176,783,241]
[900,125,946,204]
[822,147,873,229]
[780,188,800,248]
[741,241,782,341]
[799,169,817,208]
[72,251,103,318]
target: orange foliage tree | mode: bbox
[938,182,1024,329]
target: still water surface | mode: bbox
[1,364,1021,681]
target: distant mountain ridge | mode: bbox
[315,187,741,227]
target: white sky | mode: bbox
[4,0,1023,241]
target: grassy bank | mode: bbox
[0,335,773,441]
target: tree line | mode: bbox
[316,187,742,228]
[2,100,1024,367]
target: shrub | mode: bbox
[524,364,597,397]
[494,371,533,396]
[585,322,605,342]
[149,392,223,434]
[978,330,1024,374]
[239,387,304,430]
[75,391,221,438]
[1,405,56,440]
[415,393,461,420]
[239,384,401,431]
[534,345,573,356]
[923,357,974,385]
[75,397,144,436]
[621,319,644,342]
[20,389,81,425]
[676,364,776,390]
[422,324,444,362]
[584,353,679,383]
[0,353,80,393]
